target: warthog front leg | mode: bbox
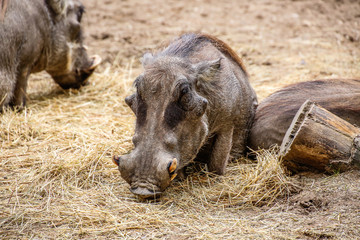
[208,126,234,175]
[10,68,30,108]
[0,70,16,109]
[231,125,249,159]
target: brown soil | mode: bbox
[84,0,360,101]
[1,0,360,239]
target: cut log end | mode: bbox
[280,100,360,173]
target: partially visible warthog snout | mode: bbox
[51,54,102,89]
[112,155,178,199]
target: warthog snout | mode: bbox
[112,155,178,198]
[130,187,162,199]
[51,54,102,89]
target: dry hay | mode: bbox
[1,20,360,237]
[172,147,298,208]
[0,59,301,238]
[2,0,359,238]
[1,41,360,238]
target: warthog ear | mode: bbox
[125,94,137,114]
[140,53,154,67]
[195,58,222,81]
[46,0,67,16]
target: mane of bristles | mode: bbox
[158,32,247,76]
[200,33,248,76]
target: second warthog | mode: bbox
[248,78,360,150]
[113,33,258,198]
[0,0,101,109]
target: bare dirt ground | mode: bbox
[1,0,360,239]
[84,0,360,101]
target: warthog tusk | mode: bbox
[168,158,177,174]
[88,55,102,70]
[170,173,177,181]
[112,155,120,166]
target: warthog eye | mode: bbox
[180,84,190,95]
[178,83,194,110]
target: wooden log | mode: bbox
[279,100,360,172]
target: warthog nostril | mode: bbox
[167,158,177,181]
[130,187,162,199]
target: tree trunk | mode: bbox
[279,100,360,173]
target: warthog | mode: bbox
[113,33,258,198]
[248,78,360,150]
[0,0,101,109]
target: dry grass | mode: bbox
[2,0,360,238]
[0,61,300,239]
[1,39,360,240]
[172,148,298,208]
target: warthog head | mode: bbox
[113,54,221,199]
[45,0,101,89]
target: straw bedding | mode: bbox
[1,0,360,237]
[0,61,300,238]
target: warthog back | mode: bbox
[249,78,360,150]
